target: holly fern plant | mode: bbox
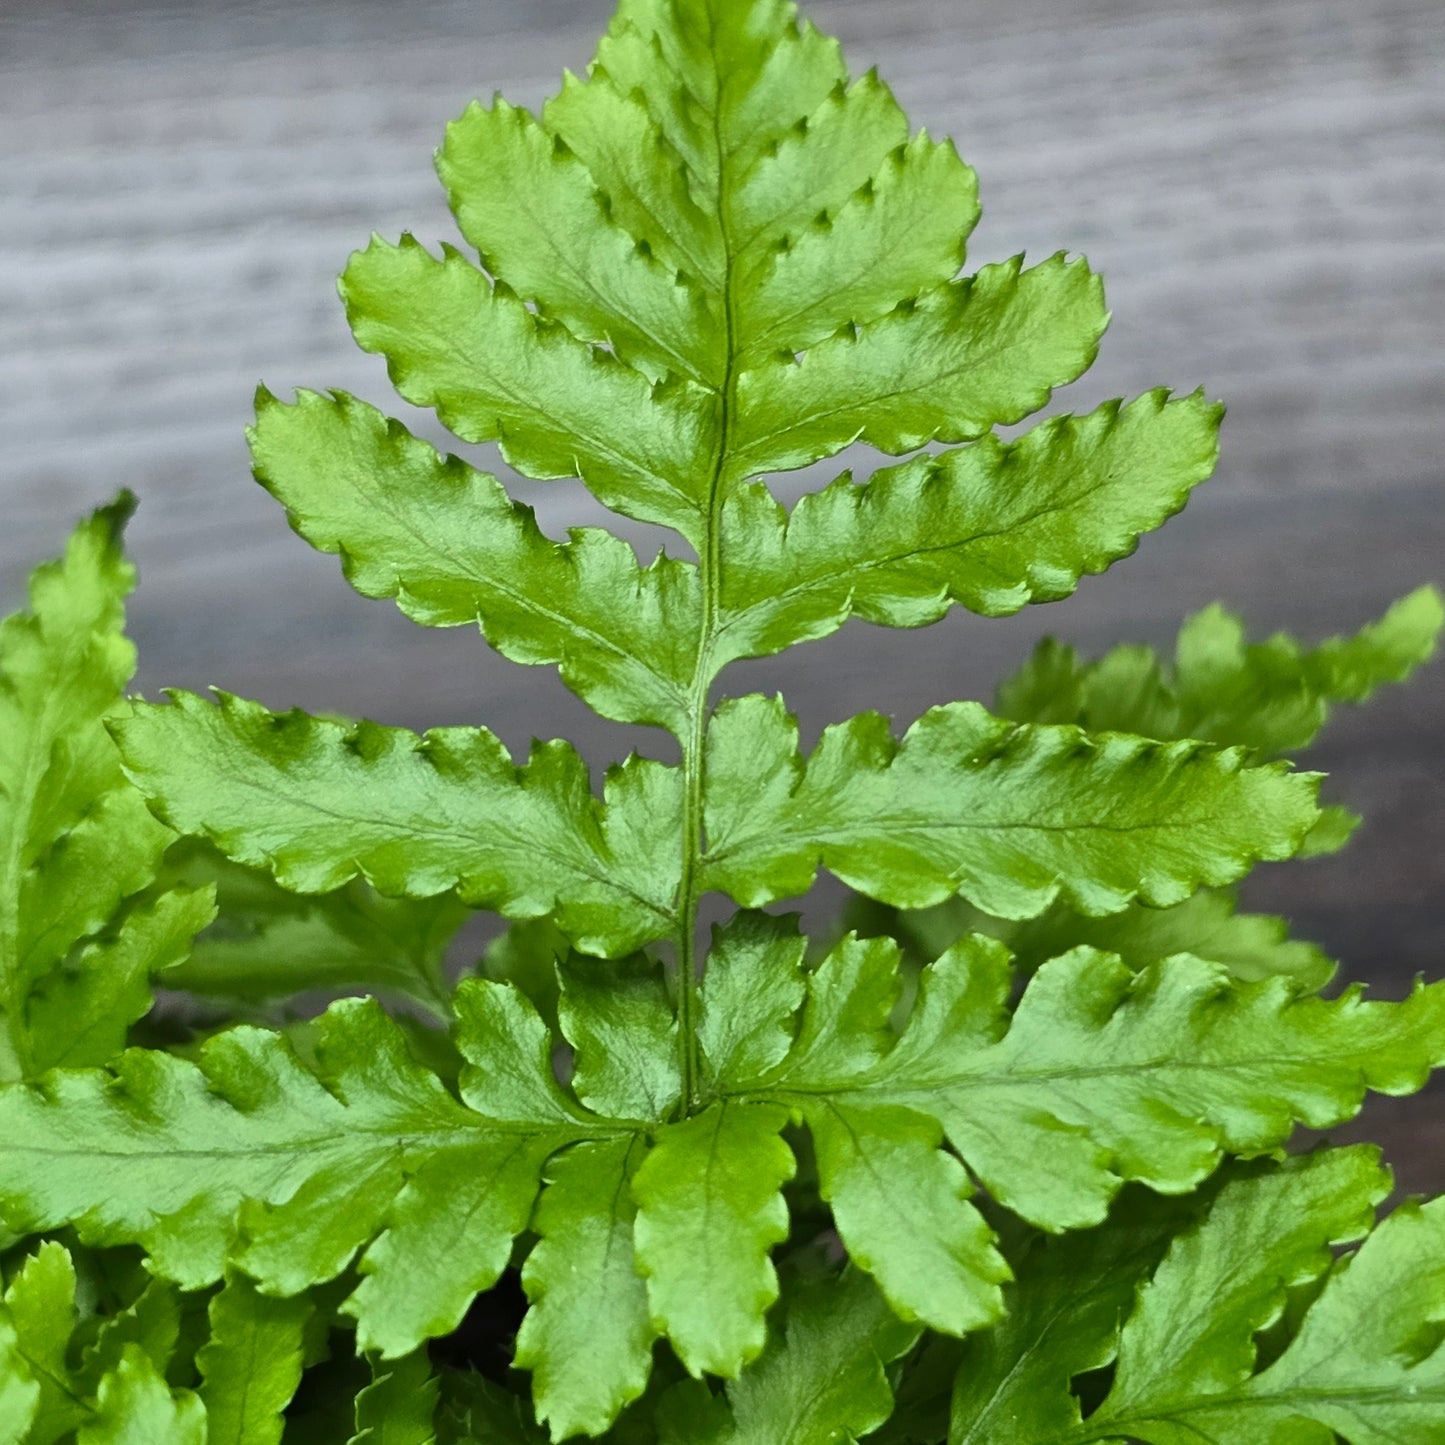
[3,2,1443,1443]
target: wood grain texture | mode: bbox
[2,0,1442,1180]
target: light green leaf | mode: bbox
[715,391,1220,665]
[539,0,976,375]
[1296,801,1362,858]
[804,1100,1008,1335]
[702,696,1320,918]
[695,931,1443,1330]
[340,235,715,543]
[341,981,598,1359]
[558,955,681,1120]
[633,1102,795,1378]
[352,1350,440,1445]
[954,1149,1445,1444]
[731,128,978,370]
[114,691,681,957]
[1293,583,1444,699]
[78,1345,206,1445]
[196,1276,312,1445]
[731,253,1107,478]
[850,940,1443,1231]
[999,586,1443,758]
[249,388,702,734]
[0,995,609,1357]
[696,913,806,1092]
[516,1137,656,1439]
[781,933,899,1083]
[3,1240,82,1444]
[703,930,1007,1335]
[710,1267,923,1445]
[0,497,175,1081]
[0,1308,39,1445]
[0,1243,187,1445]
[438,98,721,386]
[26,886,216,1073]
[159,840,465,1020]
[876,887,1336,992]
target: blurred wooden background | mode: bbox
[2,0,1442,1176]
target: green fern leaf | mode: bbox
[9,0,1432,1436]
[0,994,608,1356]
[865,887,1336,993]
[0,1241,195,1445]
[195,1276,311,1445]
[514,1137,656,1439]
[0,1310,37,1445]
[658,1266,922,1445]
[698,924,1442,1330]
[113,692,681,957]
[157,841,466,1021]
[340,235,715,543]
[0,498,183,1082]
[632,1102,795,1377]
[558,954,681,1119]
[78,1346,206,1445]
[695,913,807,1093]
[25,886,216,1074]
[702,697,1320,916]
[731,252,1105,477]
[248,388,702,734]
[2,1241,82,1444]
[352,1351,441,1445]
[999,586,1443,758]
[948,1148,1383,1442]
[949,1147,1445,1443]
[713,391,1221,665]
[437,98,721,386]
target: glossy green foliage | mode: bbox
[697,920,1442,1329]
[998,587,1443,755]
[951,1147,1445,1443]
[998,587,1442,858]
[0,499,210,1083]
[0,0,1441,1440]
[854,885,1337,993]
[158,839,472,1021]
[114,691,682,957]
[702,696,1318,916]
[0,988,617,1361]
[0,1241,300,1445]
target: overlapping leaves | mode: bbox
[1,0,1441,1439]
[696,917,1443,1337]
[0,1240,311,1445]
[951,1147,1445,1443]
[247,0,1233,742]
[998,586,1443,755]
[0,498,211,1083]
[3,925,1439,1439]
[998,585,1443,857]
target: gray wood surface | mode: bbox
[3,0,1442,1181]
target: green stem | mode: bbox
[673,483,725,1113]
[673,15,737,1115]
[673,689,708,1113]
